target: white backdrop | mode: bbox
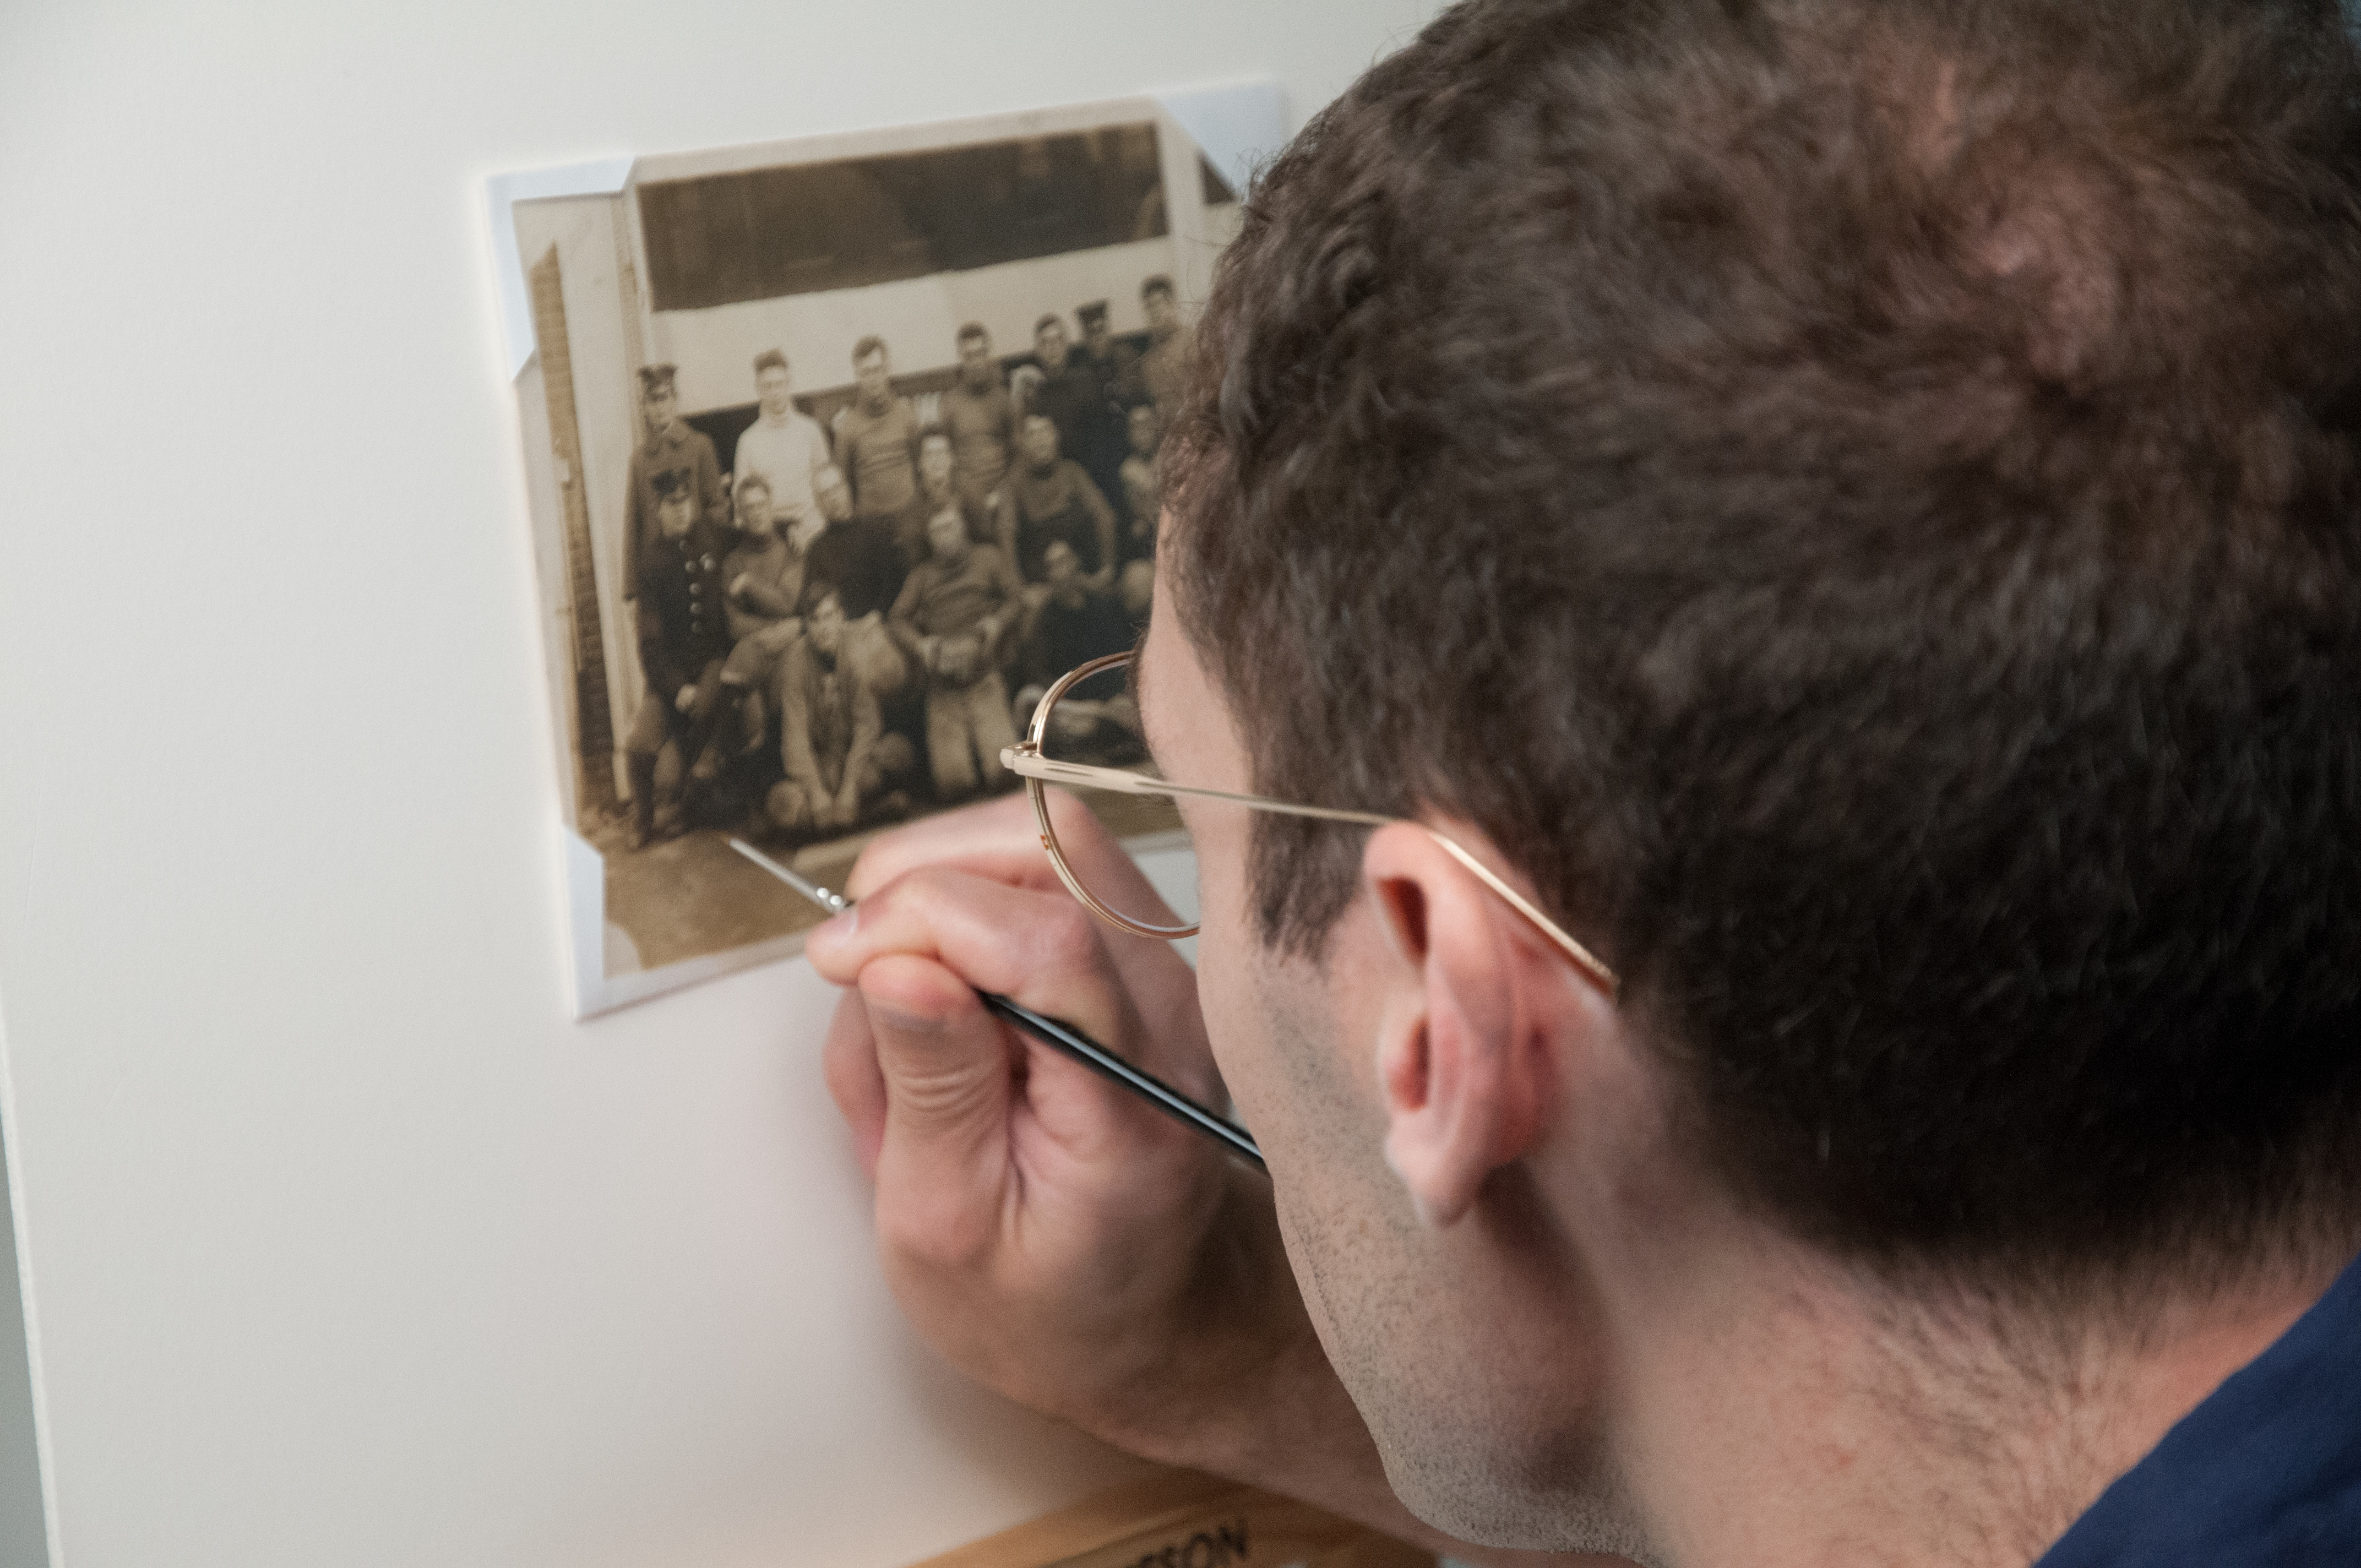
[0,2,1444,1566]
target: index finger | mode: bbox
[846,788,1185,934]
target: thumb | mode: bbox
[856,953,1019,1250]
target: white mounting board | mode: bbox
[0,3,1441,1565]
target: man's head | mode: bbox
[1150,0,2361,1544]
[917,426,955,496]
[1143,275,1179,339]
[732,472,774,536]
[753,349,793,418]
[926,501,970,564]
[815,464,852,523]
[1020,413,1061,470]
[652,472,697,540]
[852,336,891,407]
[1078,300,1112,362]
[807,585,847,657]
[636,364,680,439]
[1127,403,1159,459]
[1033,314,1069,372]
[956,323,996,390]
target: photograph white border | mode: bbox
[487,83,1282,1019]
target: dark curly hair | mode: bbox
[1166,0,2361,1289]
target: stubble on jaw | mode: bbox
[1238,951,1660,1562]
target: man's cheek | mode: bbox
[1193,925,1254,1103]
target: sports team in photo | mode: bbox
[616,275,1192,853]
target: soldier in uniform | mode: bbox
[619,363,724,603]
[1024,313,1128,535]
[1075,298,1139,403]
[621,470,732,849]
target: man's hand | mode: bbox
[675,684,698,712]
[807,794,1298,1452]
[806,796,1624,1568]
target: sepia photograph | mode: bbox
[506,98,1236,1010]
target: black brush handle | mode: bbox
[979,992,1265,1171]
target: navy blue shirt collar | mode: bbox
[2034,1250,2361,1567]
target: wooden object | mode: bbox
[910,1468,1436,1568]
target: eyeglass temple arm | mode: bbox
[1000,747,1619,998]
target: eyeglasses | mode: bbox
[997,651,1619,999]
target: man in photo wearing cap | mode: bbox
[1076,298,1135,396]
[1024,312,1127,535]
[620,469,732,850]
[620,363,723,605]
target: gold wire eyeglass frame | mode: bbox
[997,651,1620,999]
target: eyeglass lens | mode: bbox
[1030,660,1198,933]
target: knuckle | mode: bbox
[1030,897,1103,963]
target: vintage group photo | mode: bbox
[507,101,1237,999]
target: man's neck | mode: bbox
[1599,1201,2343,1567]
[758,405,792,426]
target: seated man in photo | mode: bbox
[888,503,1022,802]
[1115,402,1161,623]
[803,463,910,704]
[1010,537,1140,759]
[996,412,1118,615]
[709,472,806,770]
[619,472,731,850]
[1025,312,1127,526]
[765,587,916,840]
[890,425,995,577]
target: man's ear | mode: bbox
[1363,822,1554,1228]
